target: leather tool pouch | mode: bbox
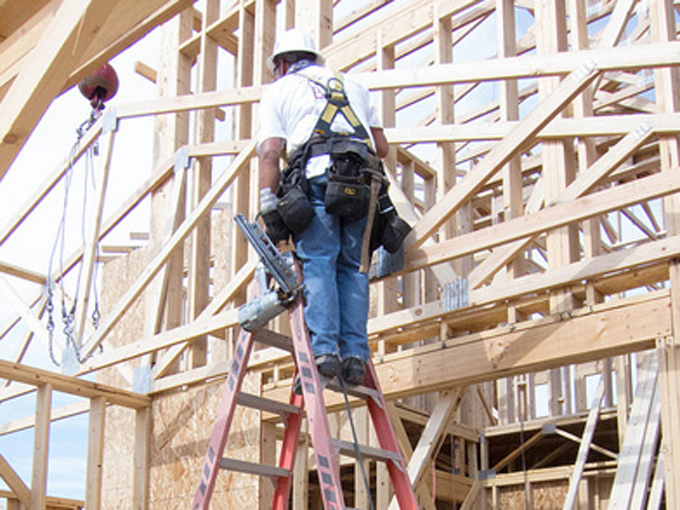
[325,138,371,222]
[370,184,412,254]
[278,161,314,234]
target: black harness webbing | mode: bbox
[301,73,372,148]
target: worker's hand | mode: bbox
[260,188,290,244]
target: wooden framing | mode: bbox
[2,0,680,508]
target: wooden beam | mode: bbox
[0,275,59,359]
[0,360,149,409]
[406,168,680,271]
[404,60,599,250]
[0,401,89,436]
[264,291,670,409]
[81,309,239,374]
[64,0,193,91]
[357,40,680,90]
[468,122,653,289]
[492,430,544,472]
[0,259,46,285]
[324,0,479,70]
[0,0,120,181]
[0,455,30,507]
[388,387,466,509]
[387,113,680,142]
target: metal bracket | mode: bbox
[542,422,557,435]
[477,469,497,480]
[133,364,152,393]
[174,146,191,173]
[444,278,469,311]
[60,343,79,376]
[102,108,118,134]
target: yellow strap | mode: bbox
[321,103,338,124]
[340,105,361,128]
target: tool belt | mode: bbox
[324,136,378,222]
[276,72,411,253]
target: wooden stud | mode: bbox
[85,397,106,510]
[30,383,51,510]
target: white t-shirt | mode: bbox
[258,64,382,179]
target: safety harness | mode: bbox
[308,75,372,146]
[275,70,410,268]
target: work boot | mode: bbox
[341,357,366,386]
[315,354,341,378]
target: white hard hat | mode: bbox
[268,28,322,70]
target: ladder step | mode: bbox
[237,392,301,417]
[256,329,294,352]
[332,438,403,464]
[326,379,382,402]
[219,458,290,479]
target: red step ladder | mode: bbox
[192,290,419,509]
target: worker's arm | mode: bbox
[259,137,285,191]
[371,127,389,159]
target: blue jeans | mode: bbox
[293,174,370,362]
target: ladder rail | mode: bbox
[192,329,256,510]
[364,360,421,509]
[287,298,347,509]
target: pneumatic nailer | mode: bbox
[234,214,301,331]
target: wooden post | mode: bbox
[186,0,219,369]
[295,0,332,50]
[497,0,523,293]
[30,383,52,510]
[85,397,106,510]
[375,30,401,323]
[231,0,255,316]
[536,0,574,419]
[132,406,151,510]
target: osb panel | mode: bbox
[99,245,150,385]
[209,208,234,361]
[532,480,568,509]
[150,372,262,509]
[498,480,567,509]
[212,207,234,293]
[102,406,137,509]
[100,246,149,510]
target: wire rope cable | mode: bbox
[46,111,104,365]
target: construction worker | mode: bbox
[257,28,388,386]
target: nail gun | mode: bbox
[234,214,302,331]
